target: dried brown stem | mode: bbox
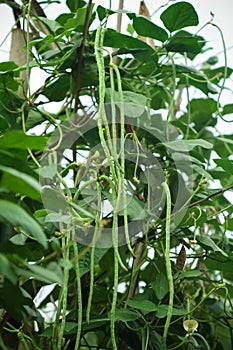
[74,0,93,112]
[112,0,124,65]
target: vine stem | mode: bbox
[192,333,211,350]
[211,23,229,122]
[162,180,174,349]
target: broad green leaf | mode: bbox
[165,64,217,93]
[105,89,147,118]
[188,77,218,95]
[0,71,18,91]
[0,152,38,178]
[0,280,32,321]
[0,200,47,248]
[104,29,156,62]
[197,236,228,257]
[160,2,199,32]
[40,164,57,179]
[0,254,17,284]
[64,322,78,334]
[55,13,74,26]
[156,304,187,318]
[165,31,203,57]
[41,186,68,212]
[66,0,86,12]
[205,252,233,274]
[0,164,41,200]
[65,6,94,32]
[133,16,168,42]
[117,195,146,220]
[97,5,134,21]
[152,272,169,300]
[97,5,115,20]
[162,139,213,152]
[189,98,217,130]
[43,74,71,101]
[26,109,45,130]
[222,103,233,116]
[114,309,139,321]
[0,131,47,150]
[213,159,233,174]
[37,17,63,34]
[78,246,108,277]
[123,91,147,107]
[16,263,62,285]
[0,61,18,72]
[126,299,157,313]
[204,67,233,84]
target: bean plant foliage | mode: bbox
[0,0,233,349]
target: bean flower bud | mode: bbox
[183,319,198,333]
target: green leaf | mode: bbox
[105,89,147,118]
[0,61,18,72]
[41,187,68,212]
[162,139,213,152]
[43,74,72,102]
[0,131,47,150]
[126,299,157,313]
[26,109,45,130]
[66,0,86,12]
[97,5,115,21]
[189,98,217,130]
[0,114,9,130]
[213,159,233,174]
[205,252,233,274]
[0,280,32,321]
[97,5,134,21]
[114,309,139,321]
[160,2,199,32]
[133,16,168,42]
[64,6,94,32]
[222,103,233,116]
[104,29,156,62]
[78,246,108,277]
[165,31,203,58]
[0,200,47,248]
[0,254,17,284]
[16,263,62,285]
[156,304,187,318]
[30,262,62,284]
[0,164,41,200]
[197,236,228,257]
[152,272,169,300]
[37,17,63,34]
[0,152,38,178]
